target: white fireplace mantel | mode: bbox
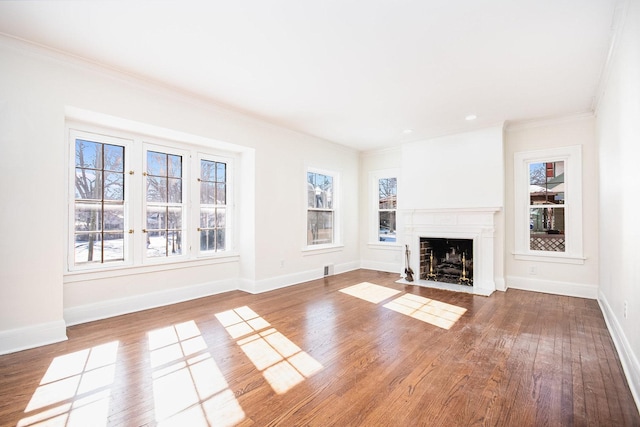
[400,207,501,296]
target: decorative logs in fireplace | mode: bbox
[419,238,473,286]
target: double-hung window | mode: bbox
[198,157,227,253]
[368,169,399,245]
[528,161,564,252]
[306,170,336,246]
[73,135,128,265]
[144,148,185,258]
[377,177,397,242]
[514,145,583,263]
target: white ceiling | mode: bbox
[0,1,621,151]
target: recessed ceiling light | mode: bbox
[465,114,477,121]
[402,129,413,134]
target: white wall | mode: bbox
[596,0,640,408]
[249,128,360,292]
[0,36,359,354]
[504,116,599,298]
[359,147,403,273]
[0,50,67,351]
[400,126,504,210]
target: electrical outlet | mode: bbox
[529,266,537,275]
[280,260,285,268]
[624,301,628,319]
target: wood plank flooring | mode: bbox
[0,269,638,426]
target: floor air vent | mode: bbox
[324,264,334,276]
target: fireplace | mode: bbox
[420,238,473,286]
[400,208,500,296]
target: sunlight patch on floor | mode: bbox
[148,321,245,427]
[339,282,402,303]
[216,307,323,395]
[18,341,119,427]
[383,293,467,330]
[339,283,467,330]
[215,306,271,339]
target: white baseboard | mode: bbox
[247,270,322,294]
[335,261,360,275]
[241,261,361,294]
[505,275,598,299]
[598,292,640,413]
[64,279,237,326]
[0,319,67,355]
[65,261,362,325]
[360,259,401,274]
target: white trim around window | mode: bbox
[68,129,134,271]
[304,167,341,251]
[66,124,238,275]
[194,152,235,257]
[513,145,585,264]
[142,143,189,264]
[368,168,401,248]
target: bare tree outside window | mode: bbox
[145,151,183,258]
[74,139,125,263]
[70,129,235,271]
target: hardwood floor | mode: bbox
[1,269,638,426]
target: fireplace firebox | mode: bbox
[419,238,473,286]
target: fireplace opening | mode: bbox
[419,238,473,286]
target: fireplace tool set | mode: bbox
[404,245,414,282]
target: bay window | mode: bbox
[68,128,234,271]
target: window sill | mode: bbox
[301,244,344,255]
[64,252,240,283]
[513,251,585,265]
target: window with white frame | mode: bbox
[377,177,397,242]
[73,135,128,264]
[528,160,564,251]
[514,145,583,262]
[69,128,234,271]
[306,170,336,246]
[144,148,185,258]
[198,157,227,253]
[369,169,399,245]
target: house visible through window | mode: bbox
[529,161,565,252]
[307,171,334,246]
[378,177,397,242]
[514,145,583,263]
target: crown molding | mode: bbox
[0,33,355,152]
[504,112,595,132]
